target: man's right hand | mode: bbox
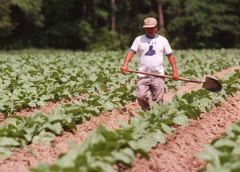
[120,64,128,74]
[121,50,135,75]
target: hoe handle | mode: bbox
[127,69,204,83]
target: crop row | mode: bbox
[26,70,240,172]
[0,49,240,116]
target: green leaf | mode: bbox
[40,95,52,101]
[50,122,63,135]
[86,107,100,114]
[153,129,166,144]
[199,144,222,165]
[103,101,115,111]
[89,74,98,82]
[14,104,22,110]
[60,77,68,82]
[37,101,45,107]
[28,87,37,94]
[103,156,115,164]
[137,136,158,151]
[24,134,33,142]
[32,131,54,146]
[0,147,12,160]
[116,120,128,129]
[29,161,50,172]
[90,134,106,145]
[89,161,116,172]
[173,115,189,126]
[121,148,136,161]
[111,151,131,164]
[6,115,24,123]
[136,148,149,160]
[195,152,213,161]
[214,139,236,148]
[64,105,81,114]
[161,123,172,136]
[129,116,142,127]
[182,93,194,103]
[135,109,145,116]
[112,97,121,102]
[28,102,36,107]
[11,95,20,101]
[0,137,20,146]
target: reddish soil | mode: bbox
[0,66,240,172]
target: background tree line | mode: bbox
[0,0,239,51]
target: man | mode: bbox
[120,17,179,111]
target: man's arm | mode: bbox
[167,54,179,80]
[120,50,135,74]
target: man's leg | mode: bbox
[136,76,151,111]
[150,76,165,104]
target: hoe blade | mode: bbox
[202,76,222,93]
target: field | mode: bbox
[0,49,240,172]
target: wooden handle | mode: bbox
[127,69,203,83]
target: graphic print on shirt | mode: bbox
[145,41,156,56]
[145,45,156,56]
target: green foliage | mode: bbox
[29,69,240,171]
[0,0,240,49]
[0,50,138,116]
[0,111,76,159]
[0,49,239,116]
[164,0,240,48]
[0,0,14,47]
[87,28,131,51]
[12,0,44,27]
[0,49,239,166]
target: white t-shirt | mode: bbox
[130,34,173,77]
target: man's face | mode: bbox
[145,27,157,38]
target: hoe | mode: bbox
[127,69,222,93]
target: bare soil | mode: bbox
[0,66,240,172]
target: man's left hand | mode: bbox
[172,71,179,80]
